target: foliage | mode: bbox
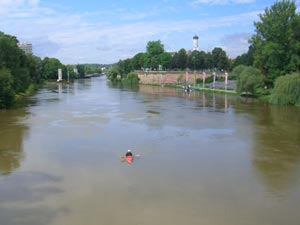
[146,40,164,57]
[212,47,229,70]
[117,59,133,77]
[132,52,145,70]
[107,67,119,82]
[84,64,101,74]
[123,72,139,85]
[177,48,188,70]
[250,0,300,86]
[231,65,248,80]
[42,57,64,80]
[159,52,172,70]
[187,51,206,70]
[0,68,15,108]
[232,45,255,68]
[236,66,264,95]
[269,73,300,105]
[76,64,85,78]
[26,55,43,84]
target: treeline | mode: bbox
[109,40,231,81]
[108,40,231,85]
[0,31,102,108]
[233,0,300,105]
[109,0,300,105]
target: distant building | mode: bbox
[57,68,63,82]
[193,35,199,51]
[17,42,32,54]
[74,67,78,74]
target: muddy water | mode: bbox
[0,77,299,225]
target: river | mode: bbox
[0,77,300,225]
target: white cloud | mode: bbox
[191,0,255,5]
[220,32,252,57]
[0,1,260,64]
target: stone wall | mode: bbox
[137,71,215,85]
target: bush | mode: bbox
[231,65,248,80]
[236,66,264,95]
[107,67,119,82]
[269,73,300,105]
[123,72,139,85]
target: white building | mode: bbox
[57,68,63,82]
[17,42,33,54]
[193,35,199,51]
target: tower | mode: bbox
[193,35,199,51]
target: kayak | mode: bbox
[126,155,133,163]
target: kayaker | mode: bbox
[125,149,133,163]
[126,149,133,157]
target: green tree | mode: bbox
[270,73,300,105]
[117,59,133,77]
[187,50,206,70]
[177,48,187,70]
[26,55,43,84]
[146,40,164,57]
[107,67,119,82]
[42,57,64,80]
[0,68,15,108]
[123,72,139,85]
[233,45,255,68]
[212,47,229,70]
[76,64,85,78]
[236,66,264,95]
[205,52,214,69]
[250,0,300,86]
[132,52,145,70]
[159,52,172,70]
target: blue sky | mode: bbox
[1,0,299,64]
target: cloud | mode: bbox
[220,32,252,57]
[0,1,260,64]
[191,0,255,5]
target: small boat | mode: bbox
[126,155,133,163]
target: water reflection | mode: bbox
[0,109,28,175]
[253,105,300,194]
[0,171,66,225]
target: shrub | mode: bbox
[231,65,248,80]
[269,73,300,105]
[123,72,139,85]
[236,66,264,95]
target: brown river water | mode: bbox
[0,77,300,225]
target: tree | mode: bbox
[236,66,264,95]
[76,64,85,78]
[177,48,187,70]
[42,57,64,80]
[0,68,15,108]
[270,73,300,105]
[117,59,133,77]
[132,52,145,70]
[107,67,119,82]
[123,72,139,85]
[233,45,255,68]
[205,52,214,69]
[212,47,229,70]
[146,40,164,57]
[187,50,206,70]
[159,52,172,70]
[26,55,43,84]
[250,0,300,86]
